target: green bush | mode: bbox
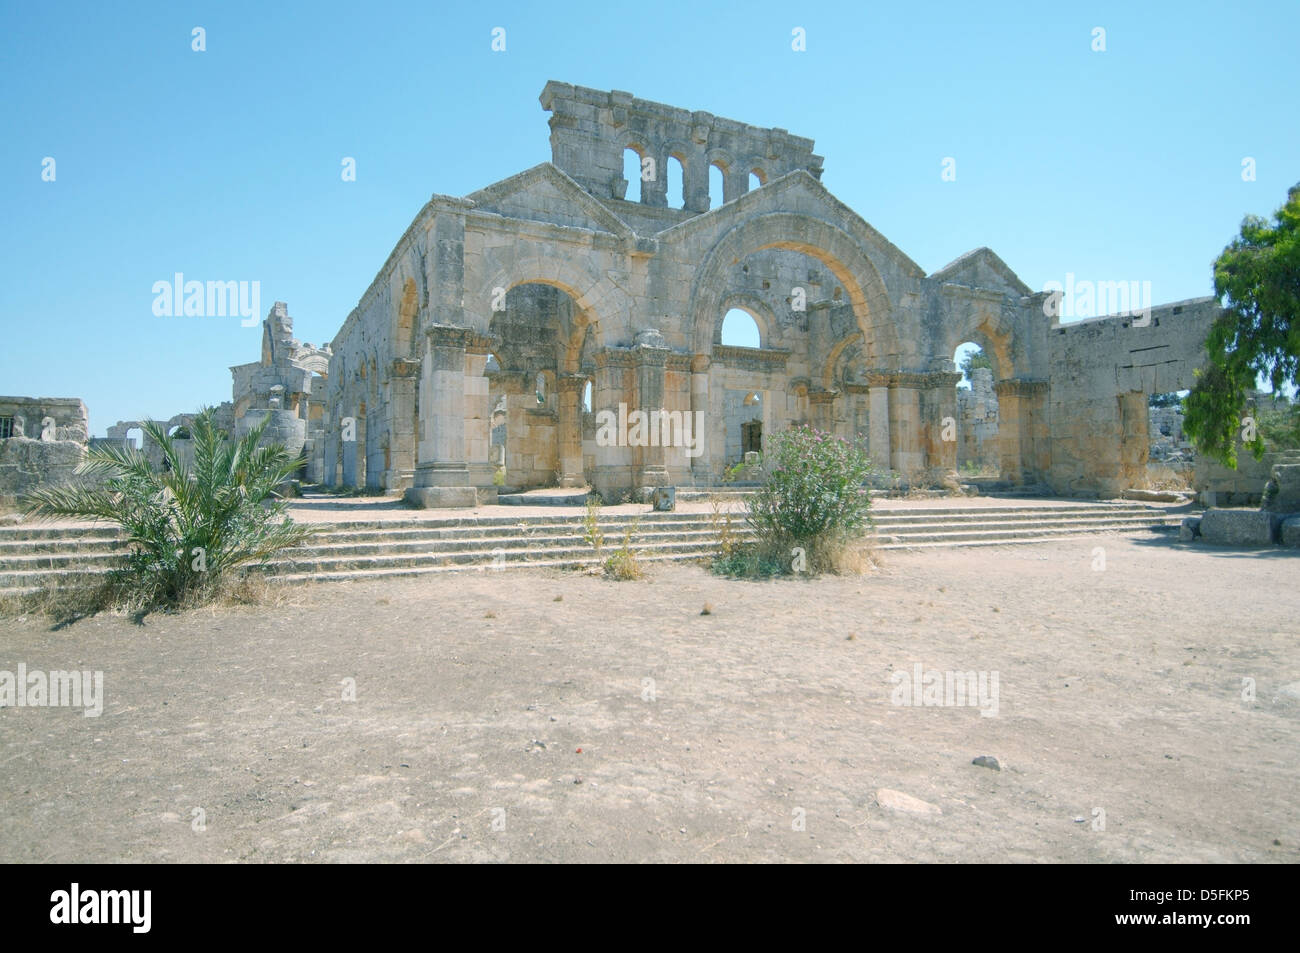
[710,545,789,579]
[602,521,644,580]
[742,425,874,574]
[22,406,311,611]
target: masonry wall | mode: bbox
[0,397,90,507]
[1041,299,1219,496]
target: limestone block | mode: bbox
[652,486,676,511]
[1282,516,1300,547]
[1179,516,1201,541]
[404,486,477,508]
[1263,463,1300,513]
[1198,509,1280,546]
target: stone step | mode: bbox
[0,503,1183,597]
[0,537,128,555]
[0,507,1177,562]
[872,523,1179,547]
[0,524,123,542]
[252,539,725,575]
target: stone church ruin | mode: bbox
[2,83,1228,512]
[310,81,1219,506]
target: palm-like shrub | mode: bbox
[22,406,311,608]
[743,426,874,573]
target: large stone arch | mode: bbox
[468,262,616,374]
[823,332,865,391]
[394,277,418,361]
[936,301,1019,382]
[690,212,899,367]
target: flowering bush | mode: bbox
[744,426,874,573]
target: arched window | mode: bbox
[667,156,685,209]
[623,148,643,203]
[749,170,764,191]
[581,379,593,413]
[721,308,761,348]
[535,371,547,405]
[954,342,991,389]
[709,163,724,208]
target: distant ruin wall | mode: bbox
[0,397,90,507]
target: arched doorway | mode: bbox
[954,342,999,477]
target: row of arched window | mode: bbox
[622,150,765,209]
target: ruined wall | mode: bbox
[541,81,823,211]
[957,367,999,470]
[0,397,90,507]
[1040,298,1220,496]
[315,81,1219,504]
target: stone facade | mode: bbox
[230,302,330,481]
[0,397,90,507]
[318,81,1220,506]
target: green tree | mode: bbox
[22,406,311,609]
[959,347,993,384]
[1184,184,1300,467]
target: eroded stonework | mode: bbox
[0,397,90,507]
[318,81,1220,505]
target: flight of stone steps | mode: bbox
[0,501,1185,596]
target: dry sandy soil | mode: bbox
[1,534,1297,863]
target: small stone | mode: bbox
[971,755,1000,771]
[876,788,941,815]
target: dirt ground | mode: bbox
[1,534,1297,863]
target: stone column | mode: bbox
[866,372,892,472]
[322,408,339,487]
[683,146,710,213]
[494,371,532,487]
[924,371,963,481]
[463,335,496,497]
[385,359,420,490]
[809,390,837,434]
[689,354,711,484]
[642,158,667,208]
[406,325,476,508]
[723,169,746,204]
[557,374,586,487]
[888,373,925,476]
[993,378,1049,486]
[591,348,635,499]
[633,331,671,491]
[340,404,360,487]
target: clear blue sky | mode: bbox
[2,1,1296,434]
